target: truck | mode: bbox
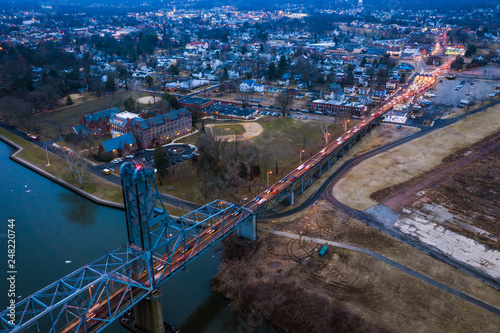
[318,246,328,257]
[460,98,472,105]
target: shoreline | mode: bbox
[0,134,125,211]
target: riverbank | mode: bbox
[0,128,124,209]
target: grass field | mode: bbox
[33,91,137,139]
[0,128,123,204]
[333,103,500,210]
[211,124,246,136]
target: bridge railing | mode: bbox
[1,246,154,333]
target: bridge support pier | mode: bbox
[290,191,294,205]
[237,215,257,240]
[134,289,165,333]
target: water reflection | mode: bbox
[57,192,97,226]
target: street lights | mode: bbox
[300,149,305,164]
[267,171,272,188]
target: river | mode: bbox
[0,141,272,333]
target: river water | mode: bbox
[0,141,272,333]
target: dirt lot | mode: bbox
[212,202,500,332]
[333,103,500,210]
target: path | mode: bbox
[264,229,500,317]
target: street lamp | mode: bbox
[300,149,305,164]
[267,171,272,188]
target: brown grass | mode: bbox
[333,103,500,210]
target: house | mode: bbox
[344,85,356,94]
[358,87,370,95]
[98,133,138,159]
[186,42,208,50]
[239,79,264,93]
[386,79,399,90]
[278,79,289,86]
[373,89,387,98]
[80,107,119,134]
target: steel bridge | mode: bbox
[1,164,255,333]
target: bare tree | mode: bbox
[64,151,88,189]
[237,87,253,107]
[337,109,351,132]
[319,119,333,146]
[242,145,260,180]
[199,128,229,165]
[275,92,293,117]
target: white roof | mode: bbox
[115,111,140,119]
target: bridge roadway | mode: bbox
[1,60,452,333]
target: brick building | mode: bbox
[307,99,367,117]
[131,108,192,149]
[80,107,119,134]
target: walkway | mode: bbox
[264,229,500,317]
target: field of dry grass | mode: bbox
[213,201,500,332]
[333,104,500,210]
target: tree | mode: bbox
[63,134,88,189]
[161,93,180,109]
[124,97,136,112]
[237,87,253,108]
[168,64,180,76]
[275,93,293,117]
[66,95,74,106]
[278,55,288,76]
[268,62,277,80]
[153,146,169,185]
[360,57,367,67]
[222,67,229,81]
[464,45,477,58]
[145,75,154,87]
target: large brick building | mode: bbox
[131,108,192,149]
[307,99,367,117]
[80,107,119,134]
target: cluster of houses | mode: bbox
[74,107,192,159]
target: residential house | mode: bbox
[239,79,265,93]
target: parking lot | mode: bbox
[421,76,498,118]
[97,143,197,173]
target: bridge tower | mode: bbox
[120,163,174,333]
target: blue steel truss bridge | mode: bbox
[1,163,256,333]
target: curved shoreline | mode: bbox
[0,135,125,210]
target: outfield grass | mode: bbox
[0,128,123,204]
[211,124,246,136]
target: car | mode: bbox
[103,168,112,175]
[276,106,282,109]
[254,196,261,202]
[257,198,267,205]
[126,154,134,159]
[320,148,327,156]
[290,176,296,181]
[279,177,287,183]
[303,116,307,120]
[297,164,305,171]
[296,116,301,119]
[336,137,343,142]
[305,165,311,170]
[207,226,220,235]
[297,111,302,115]
[269,105,274,109]
[265,187,274,194]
